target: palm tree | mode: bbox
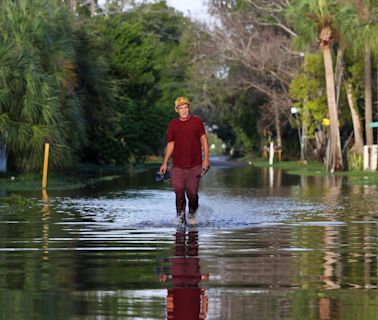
[319,24,343,171]
[345,80,364,154]
[287,0,348,171]
[345,0,378,145]
[0,0,86,171]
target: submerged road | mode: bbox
[0,160,377,319]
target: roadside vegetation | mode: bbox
[246,155,378,186]
[0,193,34,206]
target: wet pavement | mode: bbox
[1,160,378,319]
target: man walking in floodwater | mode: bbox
[159,96,210,224]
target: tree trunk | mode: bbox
[294,113,304,161]
[0,142,6,173]
[334,47,344,108]
[90,0,96,17]
[274,102,282,149]
[105,0,109,16]
[69,0,76,12]
[322,44,343,171]
[364,44,373,145]
[345,81,364,154]
[302,107,309,161]
[314,128,327,161]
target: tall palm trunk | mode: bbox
[345,81,363,154]
[365,44,373,145]
[335,47,344,108]
[322,44,343,171]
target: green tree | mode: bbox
[287,0,353,171]
[341,0,378,145]
[73,18,120,165]
[204,0,301,155]
[290,53,328,160]
[0,0,86,171]
[101,1,193,162]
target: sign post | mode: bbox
[269,141,274,166]
[363,123,378,171]
[42,143,49,189]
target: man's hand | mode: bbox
[160,163,167,174]
[160,274,168,282]
[160,142,174,174]
[202,159,210,171]
[200,134,209,171]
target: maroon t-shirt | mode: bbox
[167,116,206,169]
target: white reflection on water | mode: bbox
[56,189,324,228]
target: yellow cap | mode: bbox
[175,96,190,108]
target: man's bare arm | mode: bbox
[160,141,174,173]
[200,134,210,170]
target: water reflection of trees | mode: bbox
[195,167,378,318]
[295,174,378,282]
[318,297,340,320]
[201,217,378,318]
[292,173,378,319]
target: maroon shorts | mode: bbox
[170,165,202,214]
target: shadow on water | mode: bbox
[2,162,378,318]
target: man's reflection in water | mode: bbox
[160,228,208,320]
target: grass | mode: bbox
[0,160,163,193]
[242,154,326,175]
[333,170,378,185]
[0,163,137,192]
[241,153,378,184]
[253,159,325,176]
[0,173,89,191]
[3,155,378,193]
[0,193,34,206]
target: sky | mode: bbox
[97,0,210,22]
[166,0,208,20]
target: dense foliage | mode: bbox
[198,0,378,170]
[98,2,191,163]
[0,0,192,171]
[2,0,378,172]
[0,0,85,171]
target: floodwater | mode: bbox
[1,158,378,319]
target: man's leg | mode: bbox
[171,167,186,215]
[186,165,202,215]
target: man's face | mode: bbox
[176,104,190,120]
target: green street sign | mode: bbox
[369,122,378,128]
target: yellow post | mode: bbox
[42,143,50,189]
